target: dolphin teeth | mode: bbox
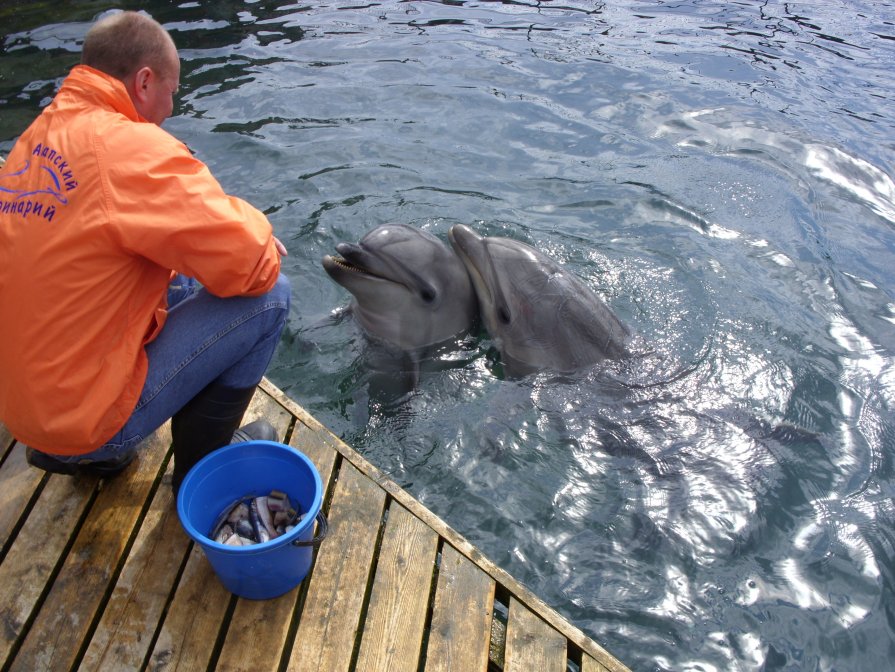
[333,256,364,273]
[332,256,391,281]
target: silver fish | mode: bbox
[211,491,303,546]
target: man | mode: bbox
[0,11,291,492]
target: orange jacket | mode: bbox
[0,65,281,454]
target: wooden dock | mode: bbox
[0,377,629,671]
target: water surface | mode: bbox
[3,2,894,670]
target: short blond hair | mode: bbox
[81,11,176,80]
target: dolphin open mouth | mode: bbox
[322,238,394,282]
[326,255,379,276]
[324,256,381,280]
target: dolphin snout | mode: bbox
[329,242,384,279]
[447,224,483,255]
[335,241,364,261]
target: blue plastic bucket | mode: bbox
[176,440,327,600]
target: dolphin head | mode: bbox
[448,224,630,376]
[323,224,478,351]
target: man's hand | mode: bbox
[274,236,288,257]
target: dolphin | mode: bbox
[448,224,630,376]
[322,224,478,357]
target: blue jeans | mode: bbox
[48,273,291,463]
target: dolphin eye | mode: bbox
[421,288,436,303]
[497,306,511,324]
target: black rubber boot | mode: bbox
[231,418,278,444]
[25,446,135,478]
[170,383,272,494]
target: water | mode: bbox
[3,1,894,669]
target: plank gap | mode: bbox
[318,447,342,517]
[0,433,16,465]
[276,451,343,672]
[567,638,584,671]
[414,537,445,672]
[489,584,511,671]
[1,475,102,669]
[71,447,175,670]
[275,573,313,672]
[138,535,197,672]
[282,415,298,447]
[0,467,49,565]
[205,592,240,671]
[347,493,393,672]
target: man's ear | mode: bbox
[130,66,153,104]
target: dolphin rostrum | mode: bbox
[322,224,478,356]
[448,223,629,376]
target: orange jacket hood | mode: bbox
[0,65,281,454]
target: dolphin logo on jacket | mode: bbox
[0,159,70,205]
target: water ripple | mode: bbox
[4,1,895,670]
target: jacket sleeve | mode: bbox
[98,123,281,297]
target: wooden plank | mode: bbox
[582,653,612,672]
[504,597,567,672]
[0,421,14,458]
[289,416,338,501]
[146,543,233,671]
[79,457,190,672]
[425,544,495,672]
[285,460,387,672]
[260,379,631,672]
[6,425,169,671]
[245,387,292,437]
[0,445,45,556]
[216,587,298,672]
[354,503,439,672]
[0,474,96,667]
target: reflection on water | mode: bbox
[3,1,895,670]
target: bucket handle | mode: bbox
[292,511,328,547]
